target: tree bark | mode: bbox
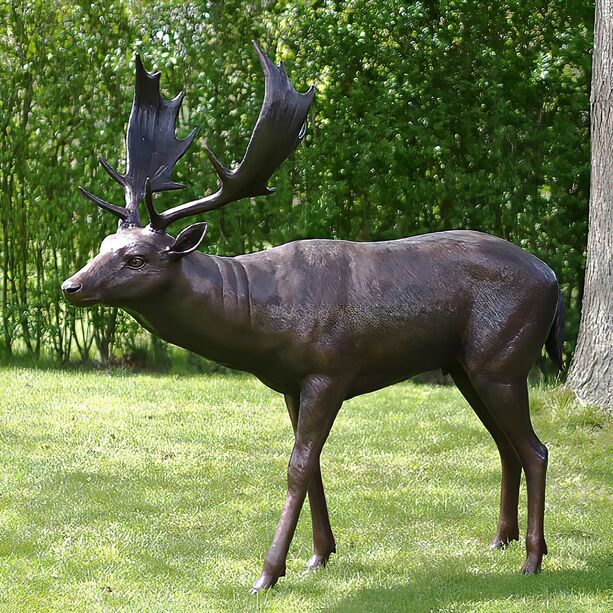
[567,0,613,410]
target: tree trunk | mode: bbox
[567,0,613,409]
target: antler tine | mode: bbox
[147,40,314,232]
[98,157,126,187]
[143,177,163,229]
[78,186,129,222]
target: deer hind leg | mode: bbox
[450,367,521,549]
[251,378,344,594]
[468,373,548,574]
[284,394,336,573]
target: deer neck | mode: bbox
[126,252,264,368]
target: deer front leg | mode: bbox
[250,378,343,594]
[284,394,336,572]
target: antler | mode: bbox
[145,40,315,232]
[79,54,197,228]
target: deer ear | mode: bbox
[166,222,208,259]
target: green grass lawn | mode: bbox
[0,367,610,612]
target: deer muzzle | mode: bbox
[61,280,82,295]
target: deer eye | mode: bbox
[127,256,146,269]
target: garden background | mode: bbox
[0,0,594,369]
[1,3,611,610]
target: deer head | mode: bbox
[62,42,314,307]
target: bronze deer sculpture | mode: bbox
[63,43,564,593]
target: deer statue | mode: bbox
[62,42,564,593]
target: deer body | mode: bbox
[127,230,558,399]
[64,45,563,592]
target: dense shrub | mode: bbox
[0,1,593,365]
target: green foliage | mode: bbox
[0,0,593,364]
[0,369,610,610]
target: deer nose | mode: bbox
[61,280,82,294]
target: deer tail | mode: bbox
[545,287,565,372]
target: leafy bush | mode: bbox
[0,0,593,366]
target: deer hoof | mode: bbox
[489,531,519,550]
[521,554,543,575]
[300,553,330,576]
[249,572,280,594]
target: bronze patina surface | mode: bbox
[63,43,564,593]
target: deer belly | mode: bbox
[349,343,448,395]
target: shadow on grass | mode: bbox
[329,560,612,611]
